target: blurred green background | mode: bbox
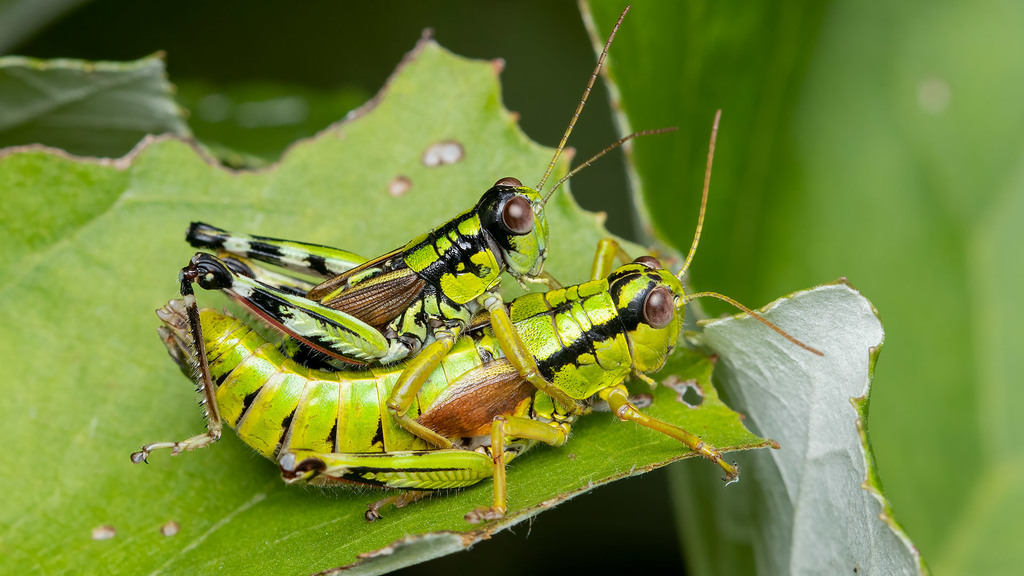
[3,0,1019,573]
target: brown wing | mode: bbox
[417,359,534,438]
[306,249,426,328]
[307,248,404,300]
[324,268,426,328]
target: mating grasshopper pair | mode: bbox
[132,7,666,459]
[150,242,727,523]
[132,7,821,521]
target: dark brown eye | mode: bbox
[634,256,663,269]
[643,286,674,329]
[501,195,534,235]
[494,176,523,188]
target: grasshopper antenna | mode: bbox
[677,109,824,357]
[684,291,824,356]
[546,127,677,202]
[677,109,721,280]
[536,5,630,197]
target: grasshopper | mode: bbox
[164,7,677,449]
[134,111,821,522]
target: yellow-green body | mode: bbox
[167,299,568,492]
[204,270,647,461]
[150,256,692,500]
[510,280,634,400]
[139,245,748,522]
[199,308,524,461]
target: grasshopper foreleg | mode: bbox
[600,384,739,483]
[386,325,464,448]
[589,238,634,281]
[482,294,583,416]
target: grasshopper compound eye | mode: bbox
[643,286,675,329]
[493,177,523,188]
[634,255,663,270]
[501,195,534,235]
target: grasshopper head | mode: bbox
[607,257,686,374]
[477,177,550,280]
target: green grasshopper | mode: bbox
[134,111,822,522]
[161,7,676,450]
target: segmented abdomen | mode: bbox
[195,308,480,459]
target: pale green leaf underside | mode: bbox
[692,281,924,574]
[0,41,770,575]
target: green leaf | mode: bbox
[0,54,190,157]
[0,39,770,574]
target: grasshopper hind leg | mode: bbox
[131,274,224,464]
[187,222,370,279]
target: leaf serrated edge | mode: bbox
[0,52,167,72]
[852,345,931,575]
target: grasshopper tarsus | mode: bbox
[723,462,741,485]
[465,506,505,524]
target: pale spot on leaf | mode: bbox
[422,140,464,167]
[389,175,412,197]
[161,521,180,537]
[91,525,116,541]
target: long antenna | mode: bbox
[536,5,630,196]
[673,110,822,356]
[545,127,677,202]
[677,109,721,281]
[684,291,824,356]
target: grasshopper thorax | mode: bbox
[476,177,550,280]
[607,258,686,374]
